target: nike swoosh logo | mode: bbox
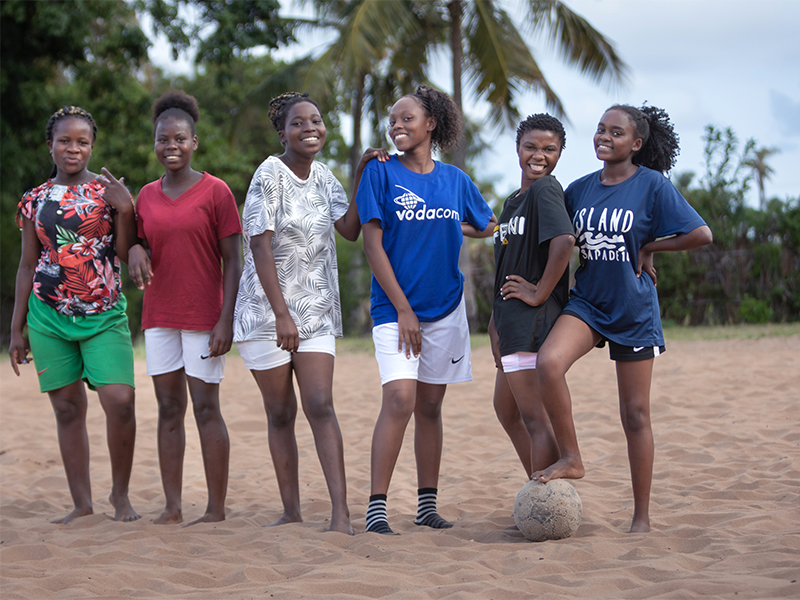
[451,356,464,364]
[633,347,645,352]
[37,368,48,376]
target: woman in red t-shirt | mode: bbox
[128,91,242,526]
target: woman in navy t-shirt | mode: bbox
[533,104,713,534]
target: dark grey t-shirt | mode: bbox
[492,175,574,356]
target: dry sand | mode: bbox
[1,336,799,599]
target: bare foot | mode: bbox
[52,506,93,525]
[504,523,520,531]
[328,513,354,535]
[109,493,141,522]
[629,518,650,533]
[154,508,183,525]
[531,457,585,483]
[185,511,225,527]
[266,512,302,527]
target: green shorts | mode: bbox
[26,295,135,393]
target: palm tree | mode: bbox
[744,146,779,210]
[279,0,630,329]
[294,0,440,191]
[439,0,628,327]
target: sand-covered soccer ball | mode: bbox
[513,479,582,542]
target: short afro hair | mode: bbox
[515,113,566,150]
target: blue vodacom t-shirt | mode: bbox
[565,166,707,347]
[356,156,493,326]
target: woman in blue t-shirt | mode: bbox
[533,104,713,533]
[356,85,496,534]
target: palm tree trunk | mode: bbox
[448,0,479,331]
[349,70,366,194]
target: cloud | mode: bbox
[770,90,800,137]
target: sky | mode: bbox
[147,0,800,206]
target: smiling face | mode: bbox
[594,109,642,164]
[388,96,435,154]
[279,101,326,157]
[517,129,562,192]
[47,117,94,181]
[154,116,197,173]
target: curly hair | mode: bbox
[608,104,679,174]
[515,113,566,150]
[406,85,462,154]
[46,106,97,178]
[152,90,200,135]
[268,92,322,133]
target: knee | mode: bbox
[192,399,222,428]
[303,392,335,423]
[535,352,564,386]
[51,400,84,426]
[265,398,296,429]
[157,395,185,422]
[101,387,135,423]
[416,397,442,421]
[382,390,415,421]
[493,396,521,429]
[621,403,650,434]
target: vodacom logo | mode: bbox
[392,185,461,222]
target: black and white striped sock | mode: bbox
[366,494,396,535]
[414,487,453,529]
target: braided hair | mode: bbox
[46,106,97,179]
[268,92,322,134]
[405,85,462,154]
[152,90,200,135]
[516,113,566,150]
[608,104,679,174]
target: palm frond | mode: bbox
[522,0,629,90]
[465,1,564,128]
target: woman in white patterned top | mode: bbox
[233,92,377,534]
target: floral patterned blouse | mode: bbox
[17,179,122,316]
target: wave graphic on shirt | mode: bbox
[393,185,423,210]
[579,230,625,251]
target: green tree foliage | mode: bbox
[658,126,799,324]
[142,0,293,66]
[1,0,154,340]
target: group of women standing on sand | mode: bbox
[9,84,711,535]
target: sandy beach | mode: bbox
[1,335,799,599]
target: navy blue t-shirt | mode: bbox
[564,166,707,346]
[357,156,493,326]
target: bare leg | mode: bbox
[413,382,447,489]
[532,315,600,482]
[185,375,229,525]
[48,381,93,524]
[153,370,188,524]
[251,364,302,526]
[96,383,140,522]
[292,353,353,535]
[492,369,532,477]
[504,369,560,474]
[370,379,417,495]
[616,359,655,533]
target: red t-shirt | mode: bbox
[136,172,242,331]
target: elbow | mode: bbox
[699,225,713,246]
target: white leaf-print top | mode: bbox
[233,156,349,342]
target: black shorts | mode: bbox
[603,341,666,362]
[562,310,666,362]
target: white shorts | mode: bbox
[236,335,336,371]
[372,296,472,386]
[144,328,225,384]
[501,351,538,373]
